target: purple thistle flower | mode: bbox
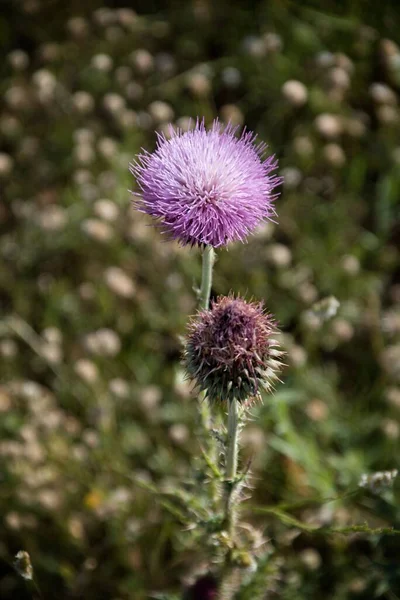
[184,295,283,405]
[130,119,280,247]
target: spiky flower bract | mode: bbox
[184,295,282,404]
[130,119,280,247]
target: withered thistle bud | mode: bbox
[184,295,283,404]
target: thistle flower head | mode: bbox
[130,119,280,247]
[184,295,283,404]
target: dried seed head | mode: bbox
[184,295,283,405]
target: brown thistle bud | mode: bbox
[184,295,283,404]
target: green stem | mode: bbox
[224,397,239,537]
[199,245,215,310]
[197,245,218,505]
[226,398,239,481]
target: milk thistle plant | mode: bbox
[131,119,282,598]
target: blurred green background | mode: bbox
[1,0,400,598]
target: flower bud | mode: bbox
[184,295,283,404]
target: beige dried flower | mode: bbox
[323,143,346,167]
[83,328,121,357]
[186,72,211,97]
[14,551,33,580]
[8,49,29,71]
[282,80,308,106]
[109,378,130,398]
[98,137,118,159]
[74,144,95,165]
[130,49,154,74]
[148,101,174,124]
[104,266,135,298]
[315,114,343,138]
[369,82,397,105]
[36,206,67,231]
[67,16,89,38]
[265,243,292,268]
[91,53,113,72]
[81,219,114,242]
[0,153,14,177]
[72,91,95,113]
[103,93,126,114]
[293,136,314,158]
[220,104,244,126]
[93,199,119,222]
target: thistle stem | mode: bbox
[226,397,239,481]
[197,244,218,505]
[199,245,215,310]
[224,397,239,537]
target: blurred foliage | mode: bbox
[1,0,400,598]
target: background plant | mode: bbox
[1,1,400,598]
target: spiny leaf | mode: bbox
[252,506,400,536]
